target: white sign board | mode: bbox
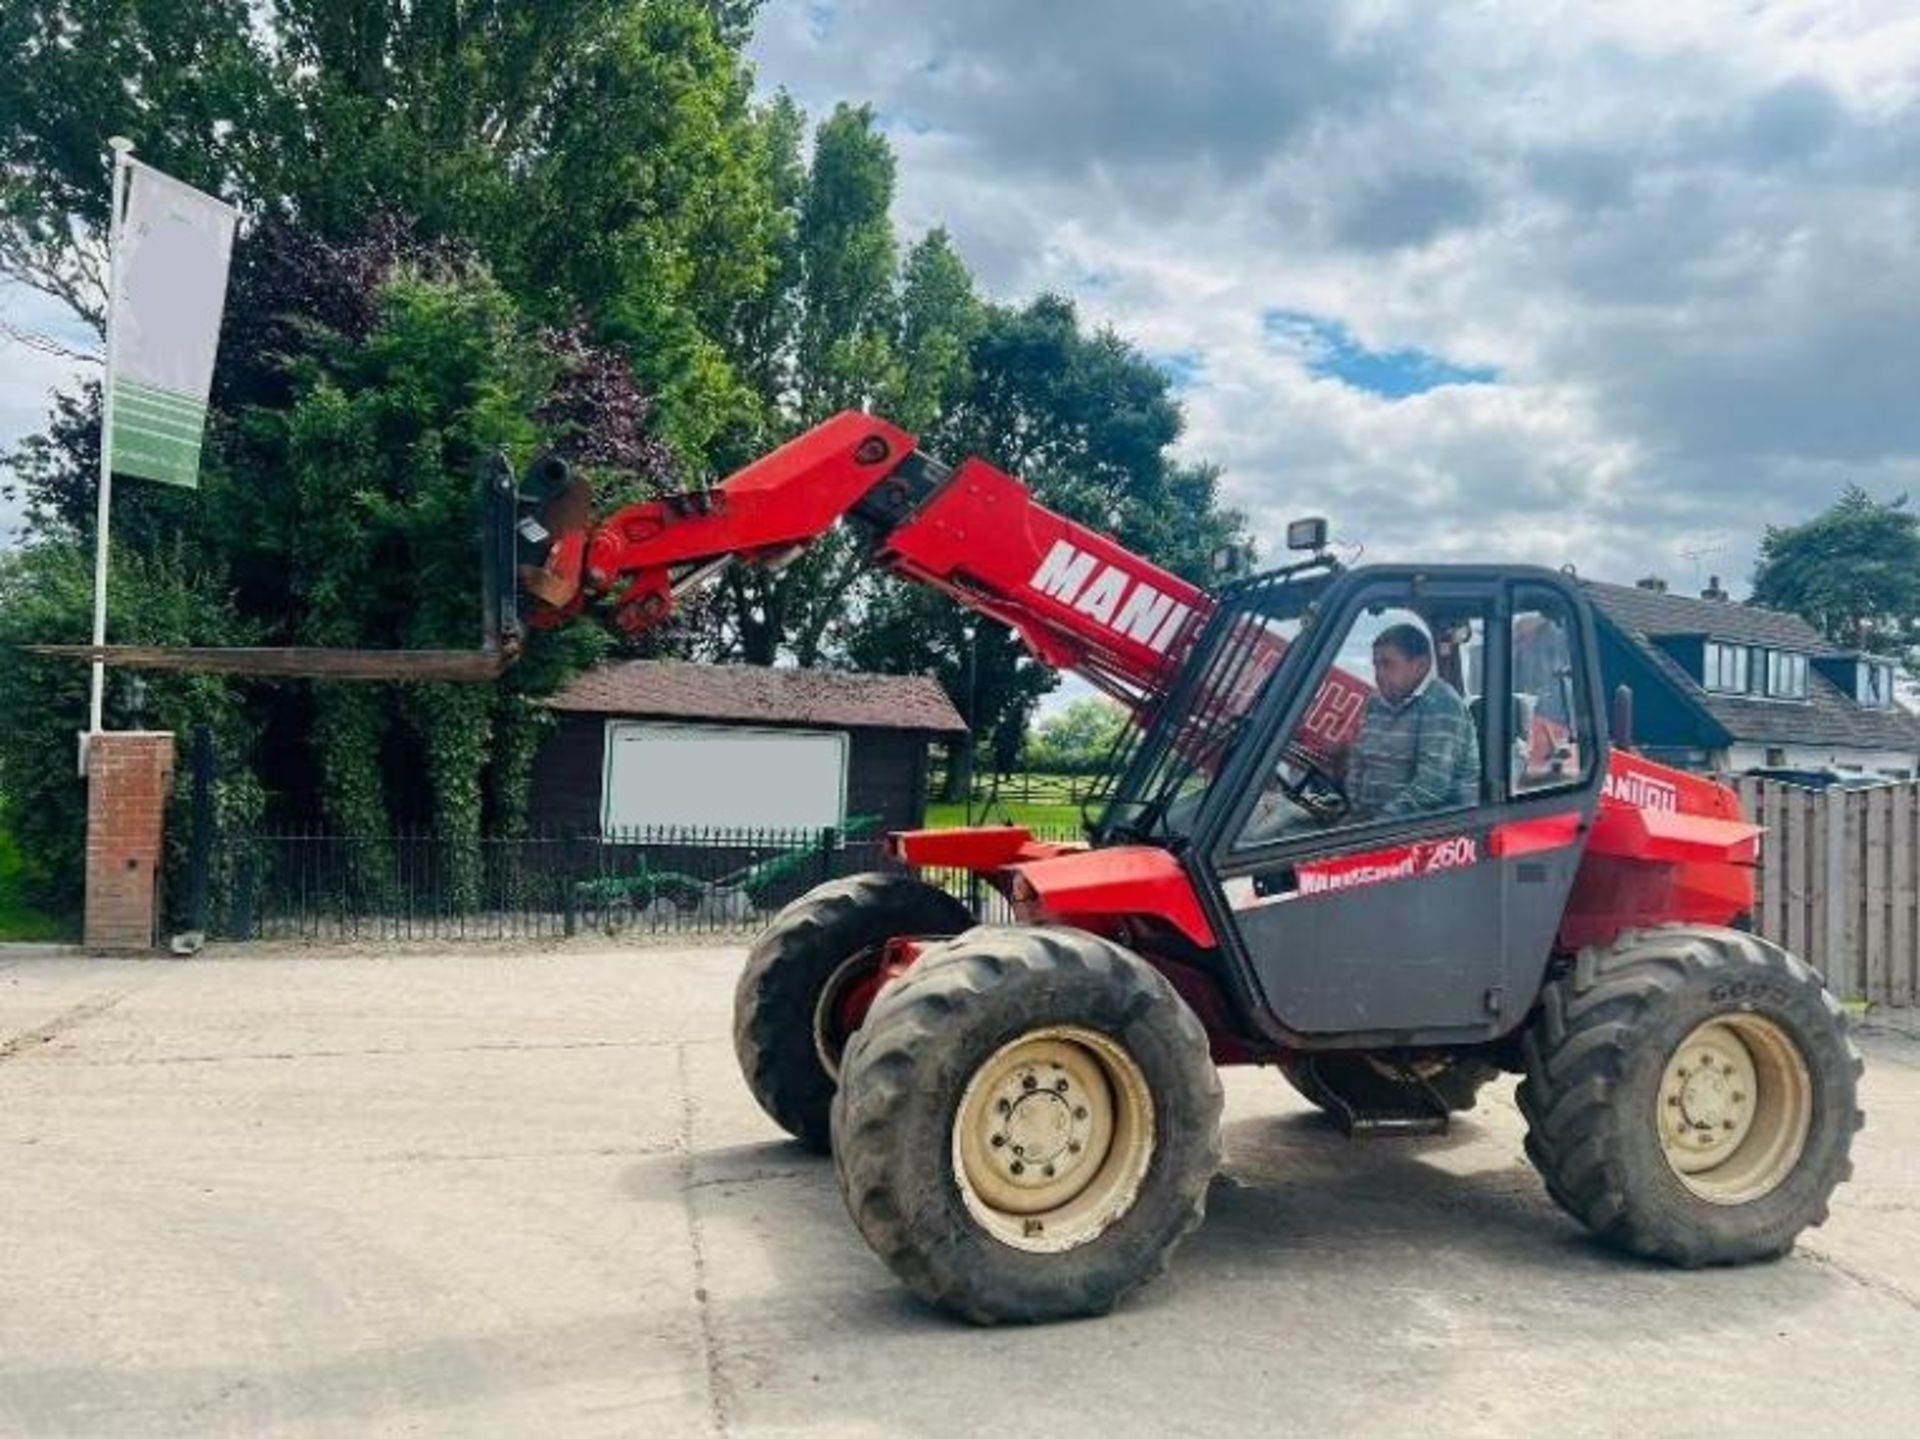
[602,723,848,834]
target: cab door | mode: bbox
[1198,571,1602,1043]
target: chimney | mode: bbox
[1635,576,1668,593]
[1702,575,1729,601]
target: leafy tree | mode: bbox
[796,103,899,422]
[0,541,262,911]
[710,101,904,665]
[1027,698,1130,775]
[1752,486,1920,668]
[3,0,781,464]
[0,0,277,339]
[890,228,985,434]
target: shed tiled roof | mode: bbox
[1583,582,1920,752]
[548,659,968,734]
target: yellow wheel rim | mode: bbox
[1657,1014,1813,1205]
[952,1026,1156,1253]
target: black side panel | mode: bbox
[1239,862,1503,1032]
[1500,839,1587,1018]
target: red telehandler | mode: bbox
[519,411,1862,1324]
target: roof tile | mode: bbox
[547,659,968,734]
[1584,582,1920,752]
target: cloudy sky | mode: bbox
[5,0,1916,590]
[749,0,1920,595]
[0,283,90,544]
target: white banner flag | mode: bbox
[106,159,238,488]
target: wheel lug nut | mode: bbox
[1068,1141,1082,1154]
[1073,1106,1088,1120]
[1055,1078,1069,1093]
[1010,1161,1025,1175]
[1723,1120,1736,1130]
[1012,1144,1024,1157]
[1022,1075,1037,1091]
[996,1098,1011,1115]
[1666,1095,1680,1108]
[1732,1092,1745,1103]
[1043,1164,1056,1178]
[990,1134,1006,1148]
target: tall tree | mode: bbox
[709,101,905,666]
[1752,486,1920,666]
[796,103,899,422]
[3,1,782,464]
[0,0,277,338]
[891,227,984,434]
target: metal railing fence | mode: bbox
[216,822,1082,944]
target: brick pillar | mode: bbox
[85,731,176,954]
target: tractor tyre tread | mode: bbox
[1517,924,1862,1266]
[831,925,1223,1324]
[733,872,972,1153]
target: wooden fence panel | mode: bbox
[1785,785,1812,964]
[1728,778,1920,1006]
[1897,791,1918,1005]
[1865,787,1895,1005]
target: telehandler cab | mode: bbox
[518,412,1861,1323]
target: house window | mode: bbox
[1858,661,1895,708]
[1704,642,1749,694]
[1765,651,1808,699]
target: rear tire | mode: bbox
[733,872,973,1153]
[832,926,1223,1324]
[1518,925,1862,1266]
[1281,1053,1497,1118]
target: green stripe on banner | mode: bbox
[109,377,207,487]
[115,377,208,417]
[116,402,205,441]
[111,419,203,488]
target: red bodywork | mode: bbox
[527,412,1209,709]
[524,411,1763,1055]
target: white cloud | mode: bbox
[751,0,1920,594]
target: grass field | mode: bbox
[922,798,1088,834]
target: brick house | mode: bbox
[528,660,967,836]
[1583,577,1920,778]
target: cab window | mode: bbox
[1236,587,1490,847]
[1510,586,1594,794]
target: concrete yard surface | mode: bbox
[3,945,1918,1437]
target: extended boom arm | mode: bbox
[520,412,1215,711]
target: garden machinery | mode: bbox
[515,410,1863,1324]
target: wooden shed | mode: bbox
[528,659,967,836]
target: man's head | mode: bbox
[1372,622,1433,703]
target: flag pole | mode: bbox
[87,136,134,743]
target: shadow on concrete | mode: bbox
[655,1107,1848,1343]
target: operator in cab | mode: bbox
[1242,619,1480,841]
[1345,622,1480,821]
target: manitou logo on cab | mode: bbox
[1028,540,1195,653]
[1603,768,1680,812]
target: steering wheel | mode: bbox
[1275,742,1351,824]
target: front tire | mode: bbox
[831,926,1223,1324]
[733,872,973,1153]
[1518,925,1862,1266]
